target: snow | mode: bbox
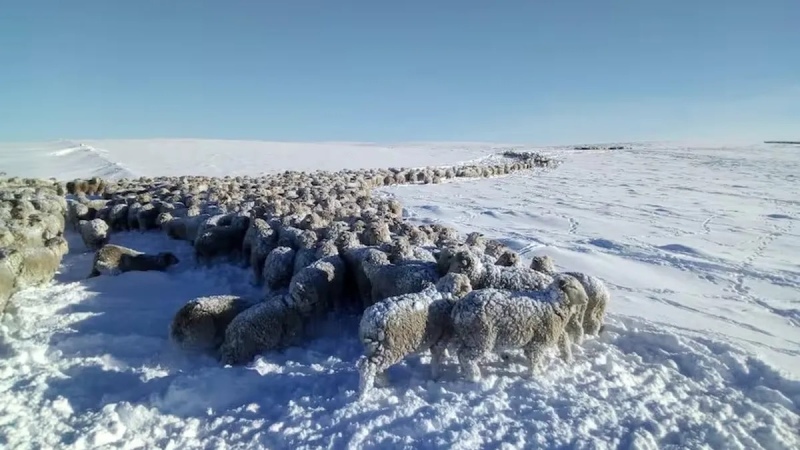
[1,139,799,449]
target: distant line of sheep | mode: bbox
[4,150,613,401]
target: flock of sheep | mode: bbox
[1,150,611,401]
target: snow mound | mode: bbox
[0,140,136,180]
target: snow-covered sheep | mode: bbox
[529,255,556,275]
[137,203,161,230]
[66,200,90,231]
[495,249,521,267]
[1,236,68,313]
[434,244,497,276]
[78,218,110,251]
[464,232,487,252]
[386,236,436,264]
[450,275,589,382]
[262,246,296,291]
[247,219,278,284]
[529,255,610,341]
[169,295,253,354]
[356,273,472,399]
[361,221,391,247]
[218,294,305,365]
[163,214,210,242]
[193,217,249,265]
[126,202,143,230]
[395,223,432,246]
[287,244,347,315]
[107,203,130,231]
[483,239,510,259]
[292,229,320,275]
[448,249,552,291]
[87,244,179,277]
[361,249,440,305]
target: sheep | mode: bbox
[448,248,552,291]
[483,239,510,259]
[169,295,253,354]
[361,248,440,306]
[529,255,556,275]
[87,244,180,277]
[107,203,130,231]
[241,217,269,266]
[336,244,378,311]
[163,214,210,242]
[137,203,161,230]
[218,294,305,365]
[247,219,278,284]
[287,242,347,315]
[361,221,391,247]
[193,217,249,265]
[450,275,589,382]
[386,236,436,264]
[356,273,472,399]
[66,200,90,230]
[78,218,110,251]
[0,236,68,313]
[495,249,521,267]
[262,246,296,291]
[529,255,610,342]
[291,229,320,275]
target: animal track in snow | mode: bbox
[730,202,798,326]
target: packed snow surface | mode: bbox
[1,139,799,449]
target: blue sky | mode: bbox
[2,0,798,144]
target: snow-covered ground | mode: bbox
[1,139,798,449]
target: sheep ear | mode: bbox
[558,278,569,290]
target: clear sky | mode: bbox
[2,0,798,144]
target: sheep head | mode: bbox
[530,255,556,275]
[448,249,485,285]
[157,252,181,269]
[556,275,588,307]
[435,272,472,299]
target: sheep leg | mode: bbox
[357,356,389,399]
[566,311,585,345]
[374,370,390,387]
[523,344,545,377]
[557,332,573,363]
[430,340,449,380]
[358,367,376,400]
[584,307,606,336]
[457,345,484,382]
[585,301,607,336]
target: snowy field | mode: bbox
[1,139,799,449]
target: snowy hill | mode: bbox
[1,139,798,449]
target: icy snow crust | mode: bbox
[1,140,799,449]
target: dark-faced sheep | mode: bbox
[88,244,179,277]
